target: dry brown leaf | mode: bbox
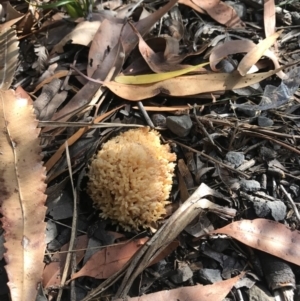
[238,30,282,76]
[115,273,244,301]
[179,0,245,28]
[209,39,285,79]
[212,219,300,266]
[0,28,19,89]
[124,38,207,76]
[0,90,47,301]
[70,238,178,280]
[178,0,205,13]
[16,11,34,35]
[51,20,101,54]
[104,68,282,101]
[70,238,149,280]
[87,18,123,77]
[130,23,191,73]
[264,0,276,38]
[43,235,88,289]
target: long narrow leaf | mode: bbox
[114,61,210,85]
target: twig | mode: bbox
[193,108,220,151]
[38,121,144,128]
[137,101,155,128]
[280,184,300,224]
[56,142,78,301]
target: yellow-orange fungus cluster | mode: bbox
[87,127,176,230]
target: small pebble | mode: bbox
[152,114,166,127]
[198,268,222,284]
[171,265,193,283]
[166,115,193,137]
[225,151,245,167]
[267,201,286,221]
[236,107,256,117]
[257,116,274,127]
[260,146,277,161]
[239,179,261,192]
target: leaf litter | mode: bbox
[1,1,300,301]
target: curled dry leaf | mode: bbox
[115,273,244,301]
[209,39,285,79]
[212,219,300,266]
[237,30,283,76]
[129,23,191,73]
[0,90,47,301]
[123,37,207,76]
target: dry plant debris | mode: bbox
[1,0,300,301]
[87,127,176,230]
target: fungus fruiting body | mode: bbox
[87,127,176,230]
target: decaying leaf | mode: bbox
[71,238,148,280]
[70,237,178,280]
[115,273,244,301]
[0,90,47,301]
[0,28,19,89]
[237,30,282,76]
[105,67,284,100]
[212,219,300,266]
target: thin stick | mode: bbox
[280,184,300,224]
[56,142,78,301]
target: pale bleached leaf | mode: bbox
[0,90,47,301]
[0,28,19,89]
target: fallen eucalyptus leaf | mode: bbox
[106,68,284,100]
[238,30,282,76]
[115,61,210,84]
[212,219,300,266]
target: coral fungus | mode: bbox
[87,127,176,230]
